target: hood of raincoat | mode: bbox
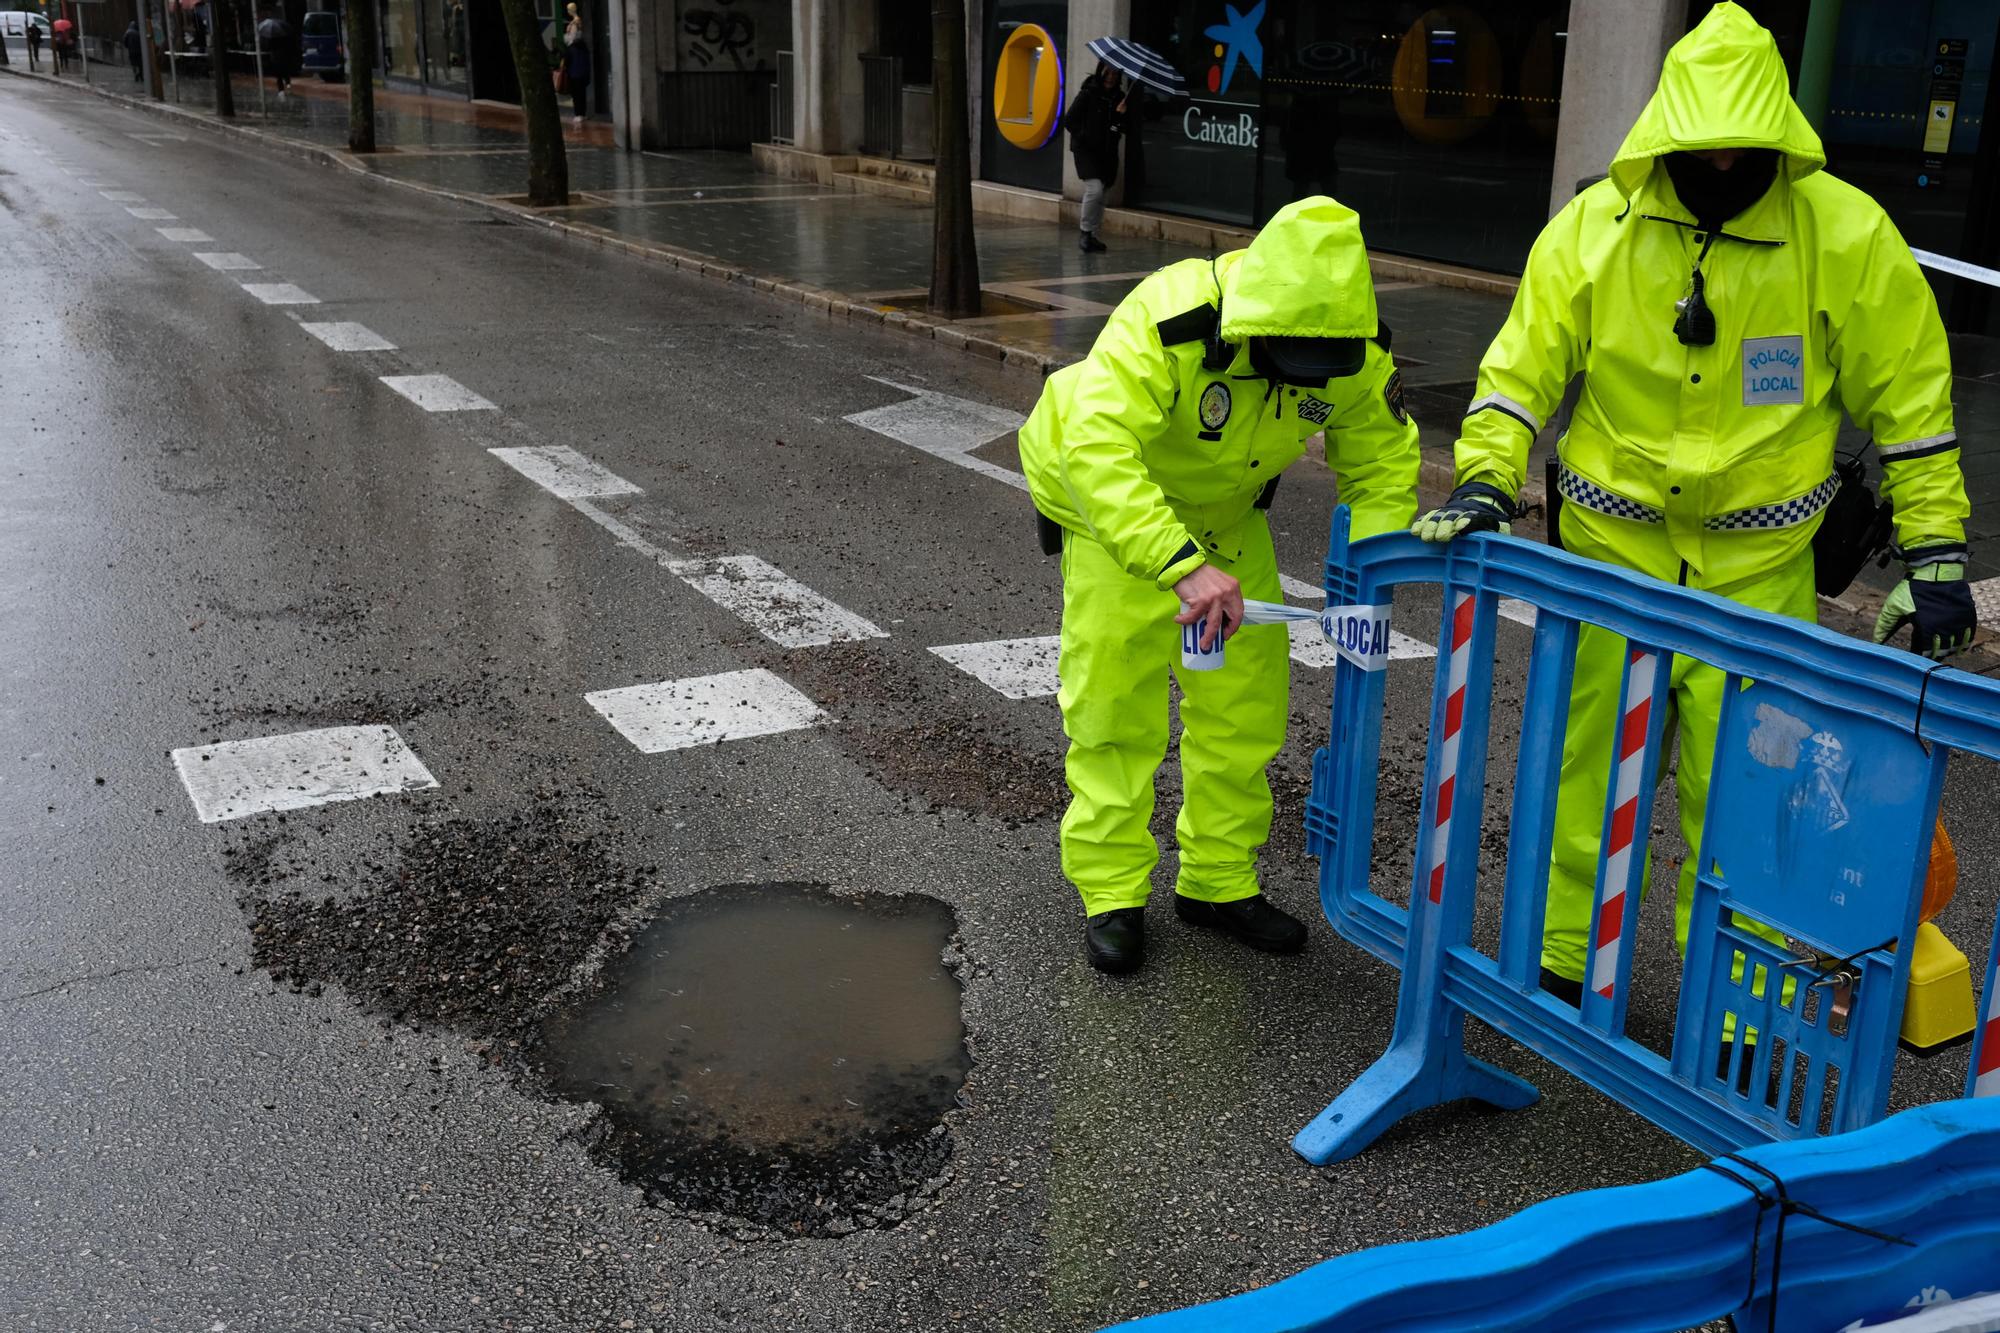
[1219,195,1377,342]
[1607,1,1824,199]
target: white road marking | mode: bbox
[126,207,178,220]
[171,725,438,824]
[99,189,145,202]
[156,227,214,243]
[586,669,825,753]
[193,252,262,271]
[490,446,640,500]
[845,376,1029,491]
[298,321,396,352]
[380,374,495,412]
[1498,597,1539,627]
[1278,573,1322,600]
[241,282,319,305]
[929,636,1060,699]
[569,498,676,564]
[666,554,888,647]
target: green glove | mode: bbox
[1413,481,1515,543]
[1874,547,1977,660]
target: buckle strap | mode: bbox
[1557,465,1838,532]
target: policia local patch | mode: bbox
[1742,335,1805,405]
[1199,382,1232,430]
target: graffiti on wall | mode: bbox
[676,0,782,70]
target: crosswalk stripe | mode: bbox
[929,636,1060,699]
[242,282,319,306]
[194,252,262,271]
[667,555,888,648]
[845,377,1029,491]
[156,227,214,243]
[171,725,437,823]
[126,206,177,220]
[299,321,397,352]
[586,669,825,753]
[380,374,495,411]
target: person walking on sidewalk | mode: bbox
[1020,195,1421,974]
[124,20,142,79]
[1066,63,1126,254]
[24,20,42,71]
[559,10,591,129]
[257,13,296,93]
[1412,2,1974,1004]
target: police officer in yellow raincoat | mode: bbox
[1020,196,1420,974]
[1415,3,1975,1000]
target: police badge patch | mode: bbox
[1199,382,1232,431]
[1384,369,1409,424]
[1297,395,1332,426]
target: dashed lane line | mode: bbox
[98,189,145,202]
[380,374,496,412]
[489,446,641,500]
[171,725,438,823]
[193,252,262,271]
[156,227,213,243]
[586,669,826,753]
[241,282,318,305]
[125,206,177,220]
[298,321,396,352]
[666,554,889,648]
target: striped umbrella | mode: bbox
[1086,37,1188,97]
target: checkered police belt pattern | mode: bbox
[1557,467,1664,524]
[1703,474,1839,531]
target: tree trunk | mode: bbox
[346,0,377,152]
[209,0,234,116]
[495,0,567,205]
[927,0,980,317]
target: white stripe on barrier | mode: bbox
[1912,248,2000,290]
[1424,592,1476,904]
[1976,982,2000,1098]
[1590,648,1659,999]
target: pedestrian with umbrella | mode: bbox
[51,16,73,72]
[257,10,296,94]
[1072,38,1187,254]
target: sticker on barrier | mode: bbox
[1294,507,2000,1167]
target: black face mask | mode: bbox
[1662,149,1780,234]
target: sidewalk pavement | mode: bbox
[15,66,2000,595]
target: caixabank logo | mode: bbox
[1203,0,1264,95]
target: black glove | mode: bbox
[1874,546,1977,660]
[1412,481,1516,543]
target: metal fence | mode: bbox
[656,69,775,150]
[771,49,793,146]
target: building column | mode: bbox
[607,0,660,150]
[791,0,870,153]
[1061,0,1128,211]
[1794,0,1845,133]
[1547,0,1681,217]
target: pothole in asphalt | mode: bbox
[541,883,969,1238]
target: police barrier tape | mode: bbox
[1292,509,2000,1167]
[1109,1096,2000,1332]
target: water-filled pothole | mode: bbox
[543,883,969,1237]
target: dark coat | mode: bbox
[562,36,591,88]
[123,24,142,61]
[1066,80,1125,186]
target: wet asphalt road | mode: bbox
[4,76,1999,1333]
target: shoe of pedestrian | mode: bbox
[1082,231,1109,253]
[1538,966,1584,1007]
[1085,907,1145,974]
[1174,893,1307,953]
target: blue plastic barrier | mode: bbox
[1295,511,2000,1165]
[1110,1097,2000,1332]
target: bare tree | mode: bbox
[345,0,377,151]
[209,0,234,116]
[495,0,567,205]
[927,0,979,317]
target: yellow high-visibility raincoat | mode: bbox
[1453,2,1971,981]
[1020,197,1420,915]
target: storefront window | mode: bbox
[380,0,419,80]
[1124,0,1568,274]
[424,0,467,89]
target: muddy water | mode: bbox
[541,883,968,1232]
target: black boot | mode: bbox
[1084,231,1108,253]
[1085,907,1145,974]
[1539,967,1584,1007]
[1174,894,1307,953]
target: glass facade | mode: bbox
[381,0,420,81]
[422,0,468,91]
[1120,0,1569,274]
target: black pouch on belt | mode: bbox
[1811,452,1895,597]
[1035,509,1064,556]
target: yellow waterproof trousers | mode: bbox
[1057,516,1288,916]
[1543,550,1818,981]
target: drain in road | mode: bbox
[542,883,969,1237]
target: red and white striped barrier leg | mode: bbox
[1426,592,1477,905]
[1976,982,2000,1098]
[1590,647,1660,999]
